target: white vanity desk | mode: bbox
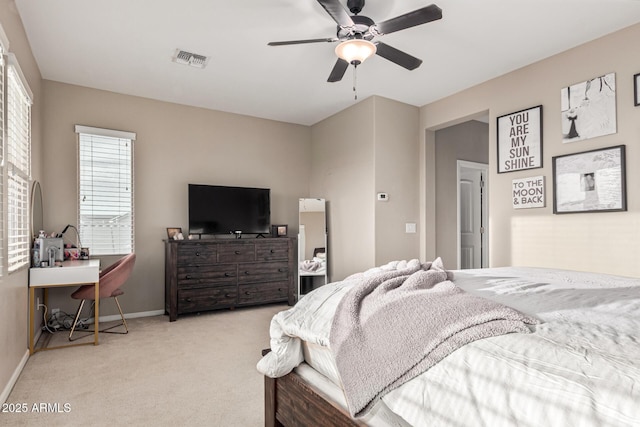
[29,259,100,354]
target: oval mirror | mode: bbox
[31,181,43,238]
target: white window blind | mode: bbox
[6,59,32,272]
[76,126,135,256]
[0,46,6,275]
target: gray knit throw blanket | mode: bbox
[329,258,540,418]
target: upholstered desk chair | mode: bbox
[69,253,136,341]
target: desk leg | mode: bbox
[29,287,35,355]
[94,281,99,346]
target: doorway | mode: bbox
[457,160,489,269]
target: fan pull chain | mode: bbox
[353,65,358,100]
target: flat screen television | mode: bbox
[188,184,270,236]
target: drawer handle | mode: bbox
[278,268,286,272]
[245,291,252,295]
[244,271,250,275]
[235,250,241,255]
[186,298,192,303]
[270,249,275,253]
[278,288,283,292]
[225,293,233,298]
[195,252,200,256]
[185,275,192,279]
[224,273,231,277]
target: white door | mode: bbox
[457,161,488,269]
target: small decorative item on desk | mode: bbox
[80,247,90,260]
[58,224,85,260]
[32,241,41,267]
[64,246,80,260]
[271,224,288,237]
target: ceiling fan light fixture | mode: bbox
[335,39,376,65]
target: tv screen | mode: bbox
[188,184,270,236]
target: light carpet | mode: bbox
[2,303,286,426]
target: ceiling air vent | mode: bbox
[172,49,210,69]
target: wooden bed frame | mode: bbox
[264,370,365,427]
[262,349,364,427]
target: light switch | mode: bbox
[405,223,417,233]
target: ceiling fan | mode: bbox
[267,0,442,83]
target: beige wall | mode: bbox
[435,120,489,267]
[374,97,420,265]
[41,81,312,316]
[0,0,43,401]
[421,22,640,277]
[310,97,376,280]
[310,96,420,280]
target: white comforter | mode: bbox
[257,264,640,426]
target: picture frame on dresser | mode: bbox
[166,227,182,239]
[271,224,288,237]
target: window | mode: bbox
[75,126,135,256]
[0,41,6,274]
[6,55,32,272]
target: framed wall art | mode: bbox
[497,105,543,173]
[512,176,545,209]
[552,145,626,214]
[561,72,616,143]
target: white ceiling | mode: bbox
[14,0,640,126]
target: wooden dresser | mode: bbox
[164,237,295,321]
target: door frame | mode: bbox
[456,160,489,269]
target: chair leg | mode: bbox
[100,296,129,334]
[70,297,129,338]
[68,299,86,341]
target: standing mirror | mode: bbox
[298,198,327,299]
[31,181,43,239]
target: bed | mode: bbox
[257,259,640,427]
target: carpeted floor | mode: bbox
[2,303,286,426]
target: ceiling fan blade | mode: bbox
[375,42,422,70]
[316,0,355,28]
[327,58,349,82]
[268,38,339,46]
[373,4,442,35]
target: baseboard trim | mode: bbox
[1,349,29,404]
[99,309,165,323]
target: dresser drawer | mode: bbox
[238,261,289,284]
[217,244,255,263]
[177,264,236,288]
[256,240,289,261]
[177,243,217,265]
[178,286,237,313]
[238,281,288,305]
